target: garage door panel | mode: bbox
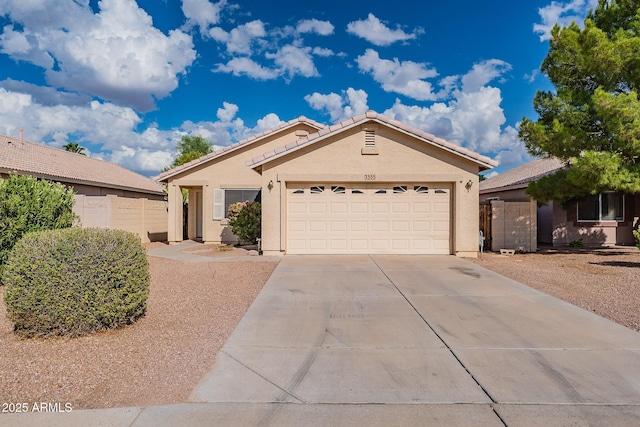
[287,183,451,254]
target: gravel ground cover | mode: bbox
[469,245,640,331]
[0,243,277,410]
[1,243,637,411]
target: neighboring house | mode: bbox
[0,133,167,243]
[157,111,497,256]
[480,157,640,246]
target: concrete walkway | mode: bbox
[3,255,640,426]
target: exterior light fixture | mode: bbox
[267,180,274,191]
[465,180,473,192]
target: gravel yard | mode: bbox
[1,243,638,411]
[469,245,640,331]
[0,243,277,410]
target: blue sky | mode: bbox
[0,0,598,177]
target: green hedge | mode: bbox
[2,228,150,338]
[0,174,77,279]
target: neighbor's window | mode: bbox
[224,189,261,218]
[577,193,623,222]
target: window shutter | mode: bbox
[213,189,225,220]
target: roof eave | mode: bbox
[249,118,498,170]
[157,119,325,182]
[0,168,165,196]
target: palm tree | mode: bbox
[63,142,86,156]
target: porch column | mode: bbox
[167,183,183,243]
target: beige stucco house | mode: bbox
[157,111,497,257]
[480,158,640,246]
[0,133,167,243]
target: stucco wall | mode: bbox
[258,124,482,256]
[165,123,319,243]
[74,194,167,243]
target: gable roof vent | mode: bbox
[361,123,379,155]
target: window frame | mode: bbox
[213,188,261,220]
[576,192,624,223]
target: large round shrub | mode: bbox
[2,228,150,338]
[0,174,78,281]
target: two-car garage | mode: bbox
[286,183,451,254]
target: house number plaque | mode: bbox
[364,174,376,180]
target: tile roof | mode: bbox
[155,116,326,182]
[480,157,565,192]
[0,134,164,195]
[246,111,498,170]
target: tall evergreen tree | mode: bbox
[167,135,213,169]
[519,0,640,203]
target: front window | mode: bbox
[225,189,261,218]
[577,193,623,221]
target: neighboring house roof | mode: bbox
[480,157,565,193]
[246,111,498,171]
[0,134,165,195]
[155,116,325,182]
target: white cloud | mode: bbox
[534,0,599,41]
[379,59,526,166]
[305,87,369,122]
[0,86,292,175]
[461,59,512,92]
[347,14,423,46]
[209,20,266,54]
[312,47,334,57]
[266,44,319,79]
[214,57,279,80]
[0,0,196,112]
[216,102,239,121]
[181,0,227,34]
[296,19,334,36]
[357,49,441,101]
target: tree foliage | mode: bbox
[166,135,213,170]
[0,174,78,279]
[63,142,86,155]
[519,0,640,203]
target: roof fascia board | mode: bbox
[249,118,496,170]
[480,183,529,194]
[158,120,323,182]
[0,168,165,196]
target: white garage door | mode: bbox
[286,183,451,254]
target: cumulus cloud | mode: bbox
[181,0,227,33]
[534,0,598,41]
[357,49,442,101]
[209,20,266,54]
[214,57,279,80]
[0,0,196,112]
[0,85,291,175]
[305,87,369,122]
[380,59,527,167]
[266,45,319,79]
[297,19,334,36]
[347,14,423,46]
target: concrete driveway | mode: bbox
[5,254,640,426]
[176,255,640,426]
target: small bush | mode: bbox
[2,228,150,338]
[633,224,640,250]
[0,174,77,280]
[227,201,261,244]
[568,238,584,248]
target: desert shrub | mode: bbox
[227,201,261,244]
[0,174,77,279]
[568,238,584,248]
[2,228,149,338]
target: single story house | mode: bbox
[480,157,640,246]
[0,133,167,243]
[157,111,497,257]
